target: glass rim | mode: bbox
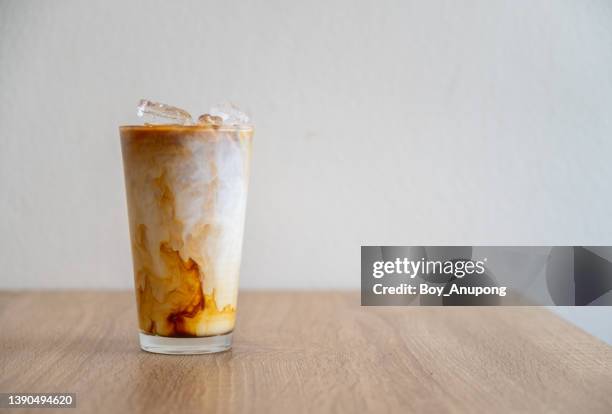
[119,124,254,133]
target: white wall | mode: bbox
[1,0,612,290]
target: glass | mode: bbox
[119,124,253,354]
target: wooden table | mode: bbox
[1,291,610,413]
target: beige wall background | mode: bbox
[1,0,612,295]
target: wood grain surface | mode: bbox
[0,291,610,413]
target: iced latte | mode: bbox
[120,100,252,354]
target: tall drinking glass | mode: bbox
[120,124,252,354]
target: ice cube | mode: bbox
[137,99,193,125]
[208,102,250,126]
[197,114,224,127]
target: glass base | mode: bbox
[139,332,233,355]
